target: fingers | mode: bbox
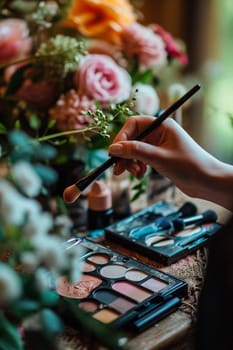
[112,115,157,143]
[109,140,159,164]
[114,159,147,178]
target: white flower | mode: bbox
[0,179,27,226]
[168,83,187,103]
[69,256,82,284]
[65,244,84,284]
[132,83,160,115]
[35,267,54,291]
[54,215,73,237]
[23,211,53,238]
[11,160,42,197]
[20,252,39,273]
[33,235,66,270]
[0,263,22,303]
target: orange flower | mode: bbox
[64,0,136,44]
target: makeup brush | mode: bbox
[63,84,201,203]
[173,209,218,231]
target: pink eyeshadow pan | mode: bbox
[110,297,136,313]
[112,281,152,302]
[141,277,168,292]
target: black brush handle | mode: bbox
[77,156,118,191]
[134,84,200,140]
[76,84,201,191]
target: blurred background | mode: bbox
[141,0,233,163]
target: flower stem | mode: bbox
[37,127,98,142]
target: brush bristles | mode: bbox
[63,184,81,203]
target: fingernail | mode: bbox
[109,144,123,156]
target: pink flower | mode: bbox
[152,24,188,65]
[0,19,31,65]
[121,23,167,71]
[16,80,60,109]
[74,54,132,106]
[49,90,96,142]
[132,83,159,115]
[86,39,127,67]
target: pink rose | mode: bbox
[0,19,31,64]
[74,54,132,106]
[132,83,159,115]
[152,24,188,65]
[121,23,167,71]
[16,79,59,109]
[86,39,127,67]
[49,89,96,142]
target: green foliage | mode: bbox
[130,175,147,202]
[0,312,23,350]
[40,308,64,337]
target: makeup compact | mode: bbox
[56,239,188,333]
[105,201,221,265]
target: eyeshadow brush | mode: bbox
[63,84,201,203]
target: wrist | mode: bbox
[199,159,233,211]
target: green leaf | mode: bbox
[9,0,38,13]
[33,164,58,185]
[51,139,67,146]
[138,69,154,84]
[40,309,64,337]
[35,144,57,160]
[10,299,40,319]
[47,119,57,129]
[40,290,59,307]
[0,123,7,134]
[29,113,41,130]
[0,312,23,350]
[14,120,21,129]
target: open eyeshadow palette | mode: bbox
[56,239,188,332]
[105,200,221,265]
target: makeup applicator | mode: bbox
[173,209,218,231]
[63,84,201,204]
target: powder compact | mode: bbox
[56,239,187,332]
[105,201,221,265]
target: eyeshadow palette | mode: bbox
[105,201,221,265]
[56,239,188,332]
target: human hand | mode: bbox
[108,115,227,201]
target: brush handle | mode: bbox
[77,156,118,191]
[134,84,200,140]
[76,84,201,191]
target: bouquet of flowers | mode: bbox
[0,1,188,349]
[0,0,188,165]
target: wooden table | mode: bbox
[60,187,232,350]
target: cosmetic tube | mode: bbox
[87,180,113,230]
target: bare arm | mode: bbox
[109,116,233,211]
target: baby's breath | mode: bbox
[34,35,87,80]
[86,99,135,138]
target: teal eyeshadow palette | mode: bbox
[56,239,187,332]
[105,201,220,265]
